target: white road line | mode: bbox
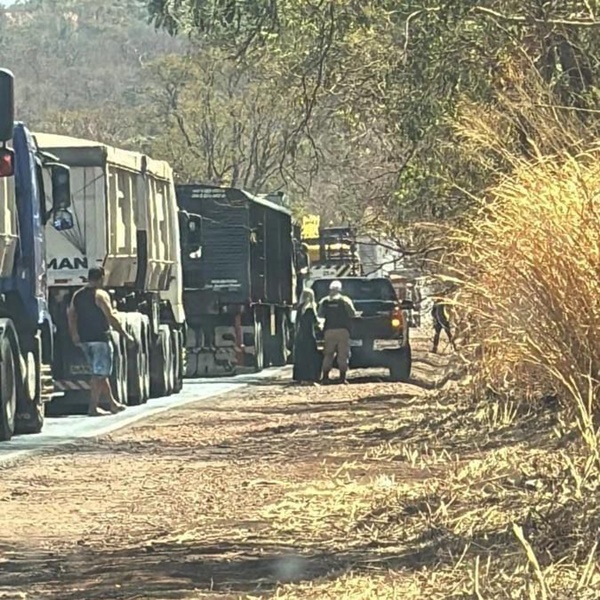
[0,367,288,466]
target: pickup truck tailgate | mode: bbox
[351,300,400,339]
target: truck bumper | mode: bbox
[54,379,91,392]
[317,338,404,369]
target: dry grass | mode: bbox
[449,74,600,447]
[247,386,600,599]
[398,74,600,598]
[0,362,599,598]
[454,155,600,414]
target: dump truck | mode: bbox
[33,133,185,405]
[0,70,74,439]
[177,184,294,376]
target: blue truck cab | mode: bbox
[0,68,73,440]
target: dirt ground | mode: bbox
[0,338,598,600]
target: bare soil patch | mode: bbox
[0,339,597,599]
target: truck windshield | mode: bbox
[312,279,397,302]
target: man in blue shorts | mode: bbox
[67,267,133,416]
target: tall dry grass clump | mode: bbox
[450,74,600,453]
[454,150,600,450]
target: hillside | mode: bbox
[0,0,181,124]
[0,0,407,221]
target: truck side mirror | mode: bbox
[0,147,14,178]
[50,163,71,209]
[400,299,414,310]
[186,218,203,259]
[179,211,202,259]
[0,69,15,143]
[48,163,74,231]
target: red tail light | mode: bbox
[391,306,403,329]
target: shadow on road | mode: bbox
[0,524,530,600]
[0,345,569,600]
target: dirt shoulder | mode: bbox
[0,343,597,599]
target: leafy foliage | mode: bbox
[5,0,600,234]
[146,0,600,228]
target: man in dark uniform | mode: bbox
[67,267,133,416]
[431,296,456,353]
[318,280,357,384]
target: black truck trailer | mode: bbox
[176,184,295,376]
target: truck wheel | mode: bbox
[286,316,295,365]
[0,337,17,441]
[142,325,151,402]
[127,327,145,406]
[110,339,128,405]
[253,320,264,372]
[185,351,198,379]
[389,345,412,382]
[15,334,44,435]
[120,338,129,403]
[150,326,169,398]
[270,314,288,367]
[164,328,174,396]
[172,329,183,393]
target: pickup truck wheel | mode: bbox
[15,335,44,435]
[0,337,17,441]
[389,345,412,382]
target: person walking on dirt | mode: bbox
[318,280,357,384]
[67,267,133,416]
[431,297,456,353]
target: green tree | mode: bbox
[146,0,600,227]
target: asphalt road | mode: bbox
[0,367,286,465]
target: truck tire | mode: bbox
[150,326,170,398]
[172,329,183,393]
[389,345,412,382]
[270,313,288,367]
[142,325,151,401]
[0,336,17,441]
[127,326,145,406]
[253,320,264,372]
[110,337,128,405]
[164,328,174,396]
[185,351,198,379]
[285,314,294,364]
[15,333,44,435]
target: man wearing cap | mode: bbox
[318,280,357,384]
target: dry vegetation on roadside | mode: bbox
[0,346,599,599]
[419,80,600,598]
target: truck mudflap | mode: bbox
[54,379,91,392]
[184,324,258,377]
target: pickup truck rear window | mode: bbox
[312,279,397,302]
